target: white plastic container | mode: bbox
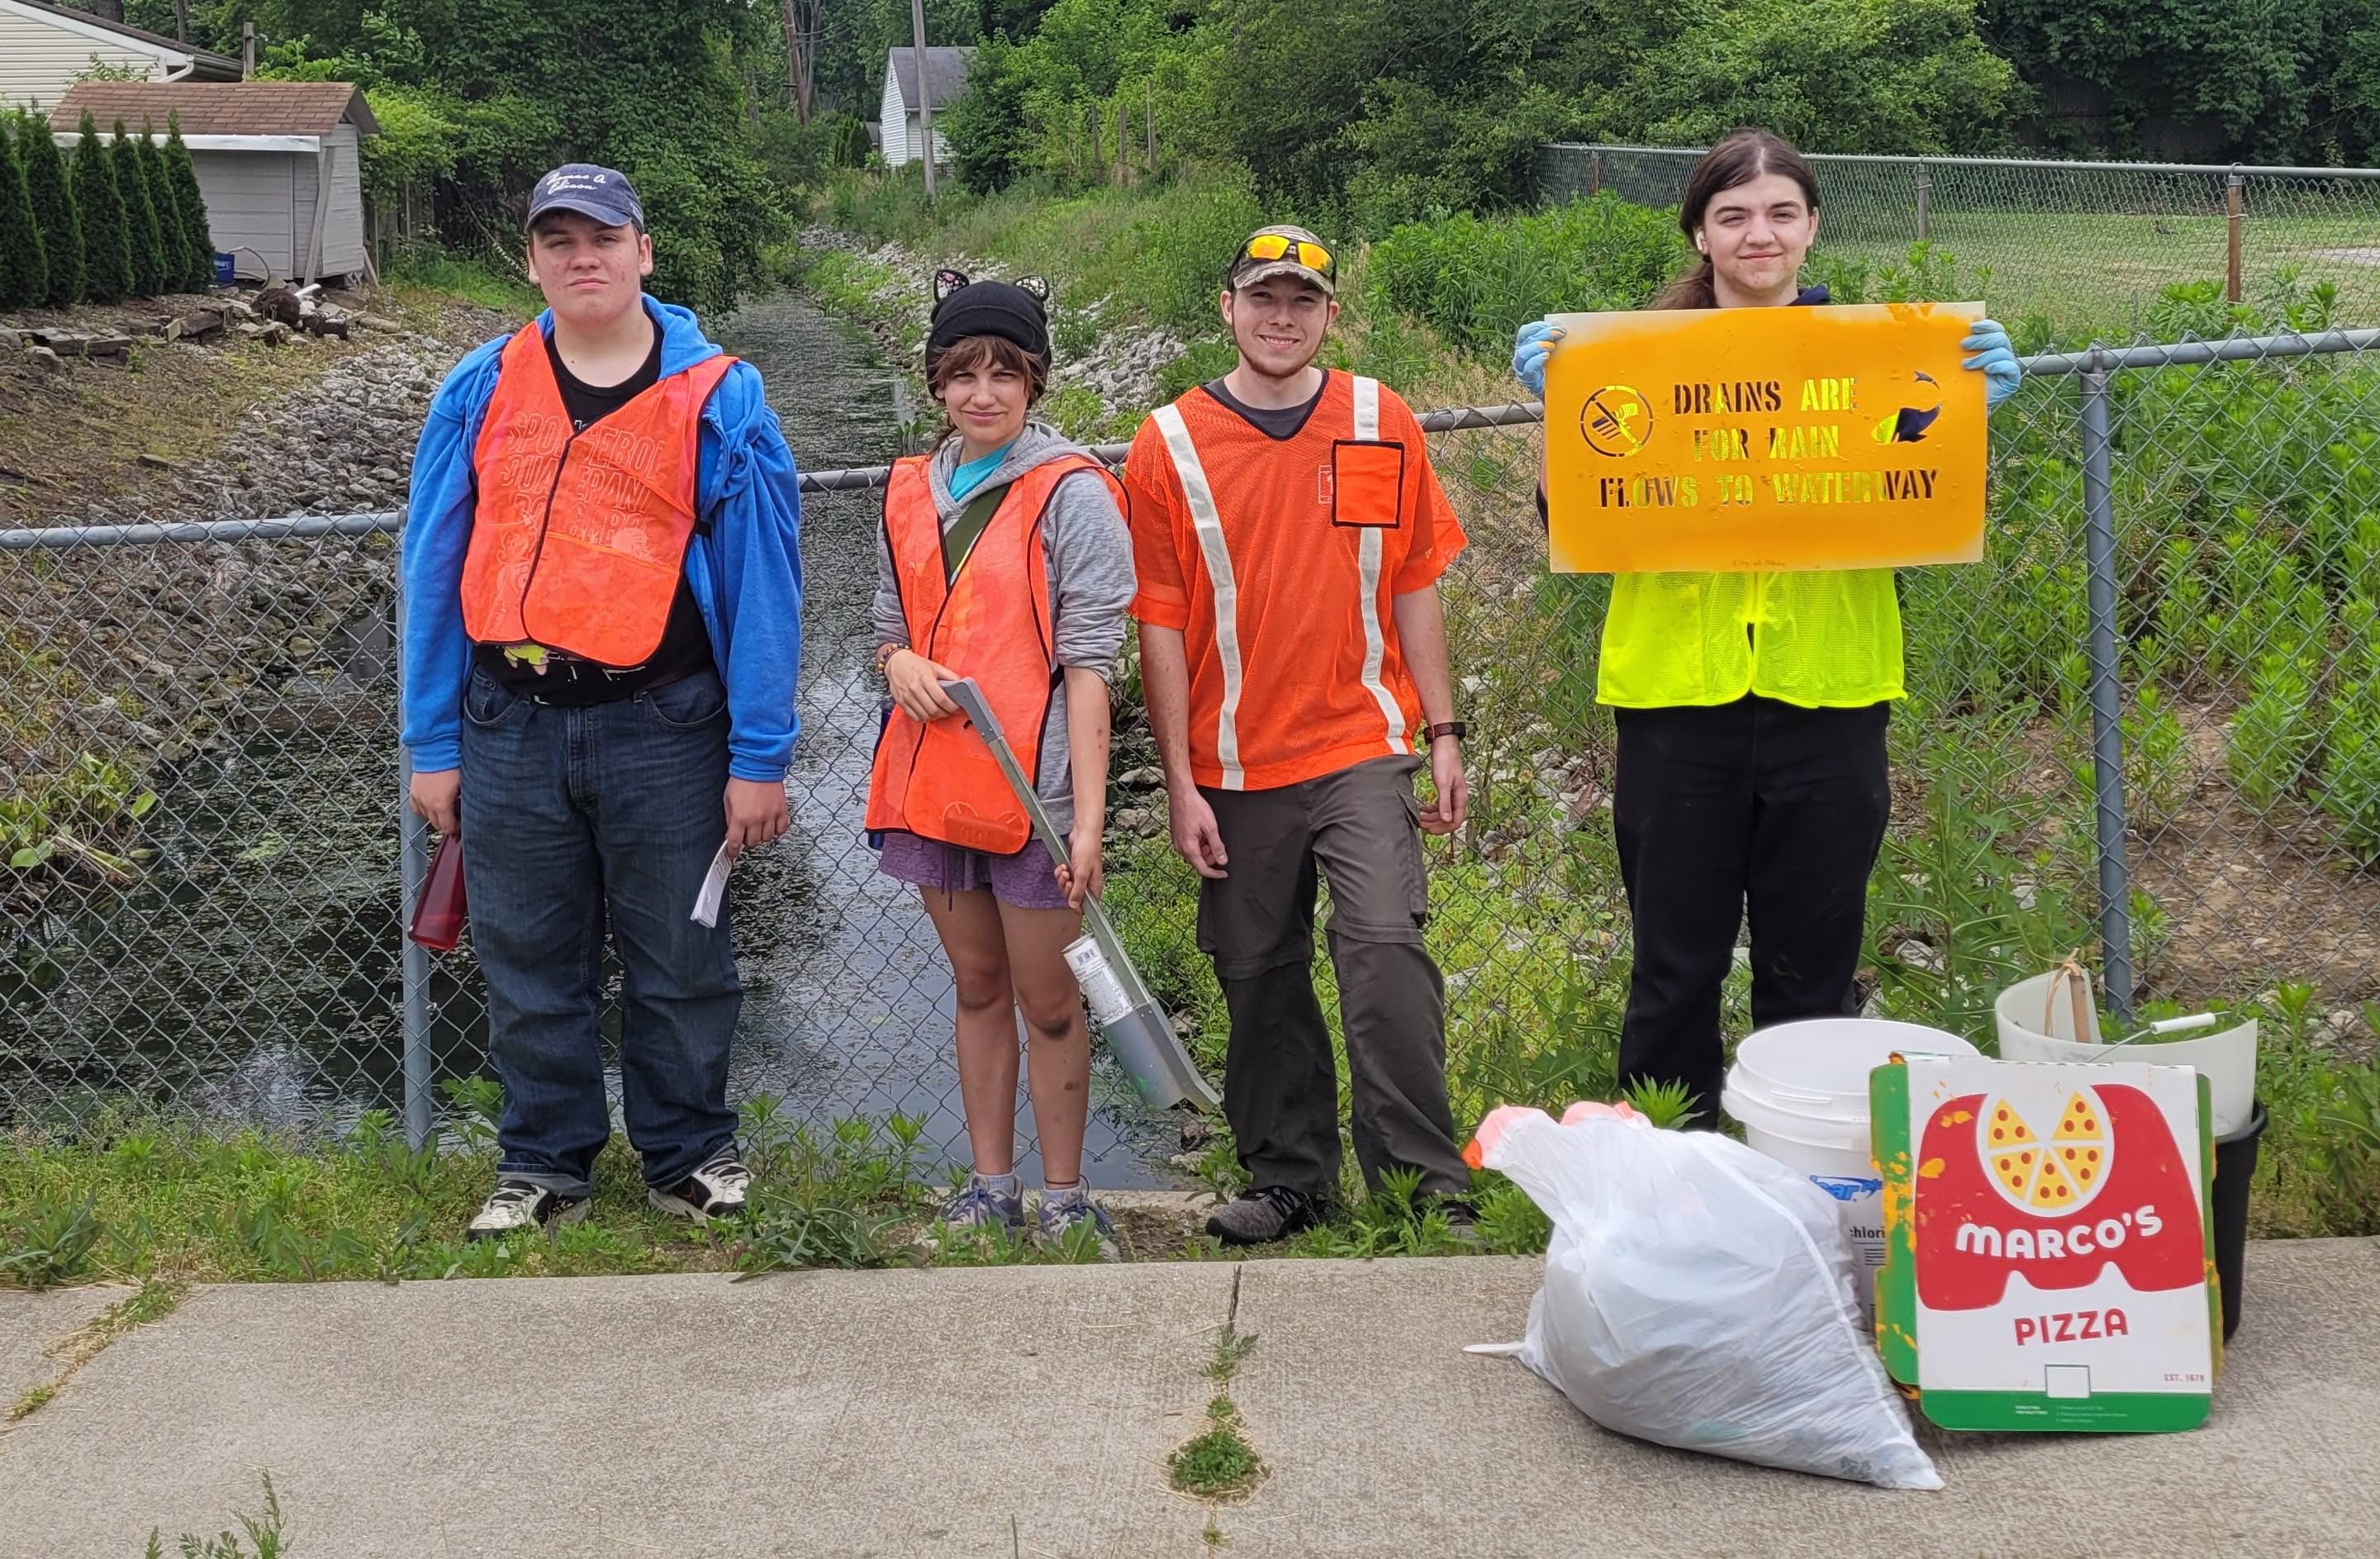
[1062,934,1133,1026]
[1721,1018,1981,1326]
[1993,969,2259,1138]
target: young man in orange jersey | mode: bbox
[1123,226,1474,1244]
[401,164,803,1240]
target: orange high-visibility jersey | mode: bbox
[1124,373,1466,791]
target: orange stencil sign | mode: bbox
[1542,302,1988,573]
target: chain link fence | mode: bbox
[8,332,2380,1176]
[1537,145,2380,343]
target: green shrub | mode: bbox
[2228,655,2320,810]
[69,111,131,302]
[2317,680,2380,859]
[1,1195,103,1290]
[17,107,81,307]
[0,116,45,309]
[1118,167,1271,334]
[164,116,216,290]
[1364,194,1687,360]
[108,118,168,297]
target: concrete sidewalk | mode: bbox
[2,1240,2373,1557]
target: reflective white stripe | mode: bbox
[1152,404,1247,790]
[1350,376,1409,755]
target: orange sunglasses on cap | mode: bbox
[1238,231,1336,283]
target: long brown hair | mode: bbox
[926,334,1048,450]
[1651,129,1822,311]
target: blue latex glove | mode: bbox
[1513,318,1563,397]
[1962,318,2021,411]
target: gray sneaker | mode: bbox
[1205,1185,1321,1247]
[938,1172,1027,1232]
[1037,1188,1120,1261]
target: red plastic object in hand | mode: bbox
[408,834,468,951]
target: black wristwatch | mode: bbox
[1423,721,1468,743]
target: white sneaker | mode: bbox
[648,1154,752,1222]
[466,1178,589,1242]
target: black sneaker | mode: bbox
[465,1178,589,1242]
[1205,1185,1321,1247]
[648,1154,752,1222]
[1441,1198,1481,1247]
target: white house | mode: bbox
[0,0,238,112]
[877,46,974,169]
[51,80,379,284]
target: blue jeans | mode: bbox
[458,664,742,1195]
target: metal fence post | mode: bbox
[1589,148,1601,197]
[394,567,435,1149]
[1915,159,1930,243]
[2078,356,2135,1022]
[2226,168,2245,304]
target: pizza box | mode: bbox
[1872,1053,2219,1433]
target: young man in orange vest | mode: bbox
[400,164,804,1240]
[1123,226,1475,1244]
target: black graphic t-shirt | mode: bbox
[473,322,715,705]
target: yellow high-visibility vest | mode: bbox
[1596,568,1904,708]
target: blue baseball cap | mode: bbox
[525,164,644,232]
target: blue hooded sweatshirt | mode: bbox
[399,296,804,783]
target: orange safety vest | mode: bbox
[461,323,736,668]
[864,451,1124,854]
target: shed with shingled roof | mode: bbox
[50,80,380,283]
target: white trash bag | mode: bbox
[1467,1103,1941,1490]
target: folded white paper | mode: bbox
[690,841,734,927]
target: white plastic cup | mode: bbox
[1722,1018,1982,1328]
[1064,934,1133,1026]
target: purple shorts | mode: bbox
[877,829,1073,911]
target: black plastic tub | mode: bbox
[2212,1101,2267,1342]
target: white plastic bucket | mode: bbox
[1722,1018,1981,1325]
[1993,970,2259,1138]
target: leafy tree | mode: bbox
[70,111,132,303]
[163,115,216,290]
[18,108,83,307]
[1982,0,2325,162]
[108,119,168,295]
[0,119,48,309]
[945,33,1033,192]
[1587,0,2017,155]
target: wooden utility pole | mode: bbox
[781,0,821,125]
[909,0,938,197]
[240,21,256,78]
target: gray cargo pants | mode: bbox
[1196,754,1470,1201]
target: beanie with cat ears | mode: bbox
[927,269,1053,374]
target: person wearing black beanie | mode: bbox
[925,269,1052,378]
[868,267,1137,1256]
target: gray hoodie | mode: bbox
[872,420,1136,836]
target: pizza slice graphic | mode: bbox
[2049,1090,2111,1202]
[1984,1100,2042,1200]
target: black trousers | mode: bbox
[1197,757,1470,1202]
[1612,696,1891,1124]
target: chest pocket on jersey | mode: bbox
[1330,439,1405,529]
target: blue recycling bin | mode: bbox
[213,252,235,285]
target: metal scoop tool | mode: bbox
[939,677,1221,1113]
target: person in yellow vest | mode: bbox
[1510,130,2023,1122]
[1125,226,1476,1246]
[865,273,1136,1254]
[401,164,804,1240]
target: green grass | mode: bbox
[0,1094,938,1288]
[385,250,545,317]
[1170,1322,1265,1500]
[142,1473,287,1559]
